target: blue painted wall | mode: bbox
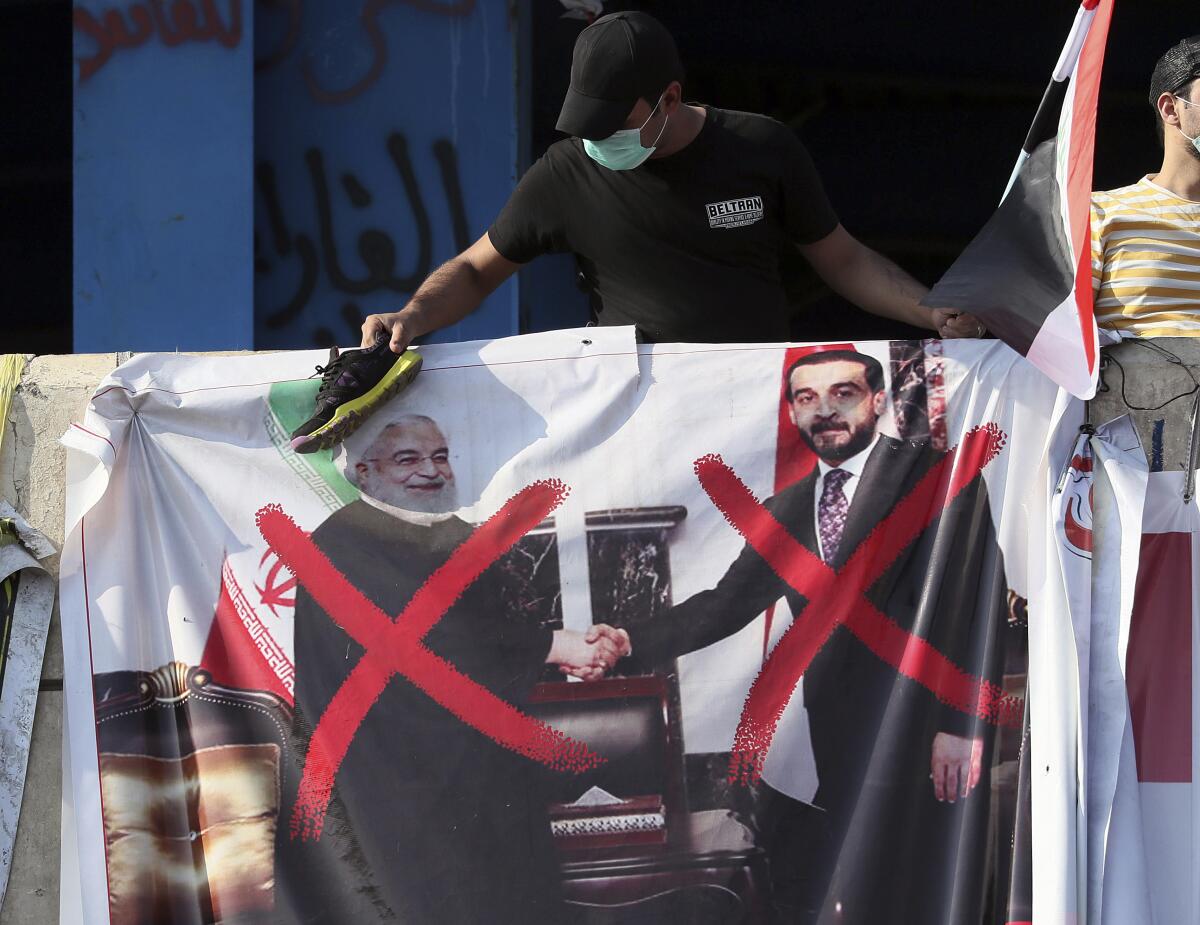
[72,1,521,354]
[253,1,520,349]
[73,0,255,353]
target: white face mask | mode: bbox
[1174,95,1200,155]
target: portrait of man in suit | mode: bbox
[622,349,1009,923]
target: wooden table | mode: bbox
[559,809,770,923]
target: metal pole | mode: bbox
[1184,392,1200,504]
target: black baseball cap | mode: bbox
[556,11,684,141]
[1149,35,1200,106]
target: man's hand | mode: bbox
[930,732,984,803]
[586,624,631,659]
[932,309,988,340]
[361,311,414,354]
[546,625,631,682]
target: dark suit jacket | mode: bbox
[275,501,566,925]
[634,436,1007,811]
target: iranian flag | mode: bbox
[923,0,1114,399]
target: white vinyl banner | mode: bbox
[59,330,1082,925]
[1044,416,1153,924]
[1111,469,1200,924]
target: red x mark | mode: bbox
[696,424,1024,786]
[256,479,603,841]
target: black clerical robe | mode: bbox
[274,500,564,924]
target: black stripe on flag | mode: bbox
[1023,77,1070,154]
[922,137,1074,356]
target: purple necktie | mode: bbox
[819,468,852,564]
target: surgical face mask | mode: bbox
[1174,95,1200,155]
[583,96,669,171]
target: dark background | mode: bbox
[2,0,1192,353]
[3,0,72,355]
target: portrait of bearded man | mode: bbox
[622,350,1008,923]
[275,414,621,924]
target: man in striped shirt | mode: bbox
[1091,36,1200,338]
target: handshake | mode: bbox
[545,625,633,682]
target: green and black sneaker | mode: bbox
[289,339,423,454]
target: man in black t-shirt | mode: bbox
[360,11,985,349]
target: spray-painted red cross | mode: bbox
[705,424,1025,785]
[258,425,1024,839]
[255,480,602,841]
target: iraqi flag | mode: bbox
[923,0,1114,399]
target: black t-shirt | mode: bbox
[488,106,839,343]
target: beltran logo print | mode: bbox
[706,196,764,229]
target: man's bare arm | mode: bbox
[798,225,985,337]
[361,232,522,352]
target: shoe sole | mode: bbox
[290,350,423,454]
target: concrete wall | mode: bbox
[1,339,1197,923]
[1089,339,1200,474]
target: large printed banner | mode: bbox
[59,329,1082,924]
[1092,467,1200,924]
[1045,425,1200,925]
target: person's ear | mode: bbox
[872,390,887,417]
[661,81,683,115]
[1158,92,1182,128]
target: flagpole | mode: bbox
[1002,2,1098,203]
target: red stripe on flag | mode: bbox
[1066,0,1113,376]
[1127,532,1192,783]
[202,567,294,705]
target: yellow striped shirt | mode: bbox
[1091,176,1200,337]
